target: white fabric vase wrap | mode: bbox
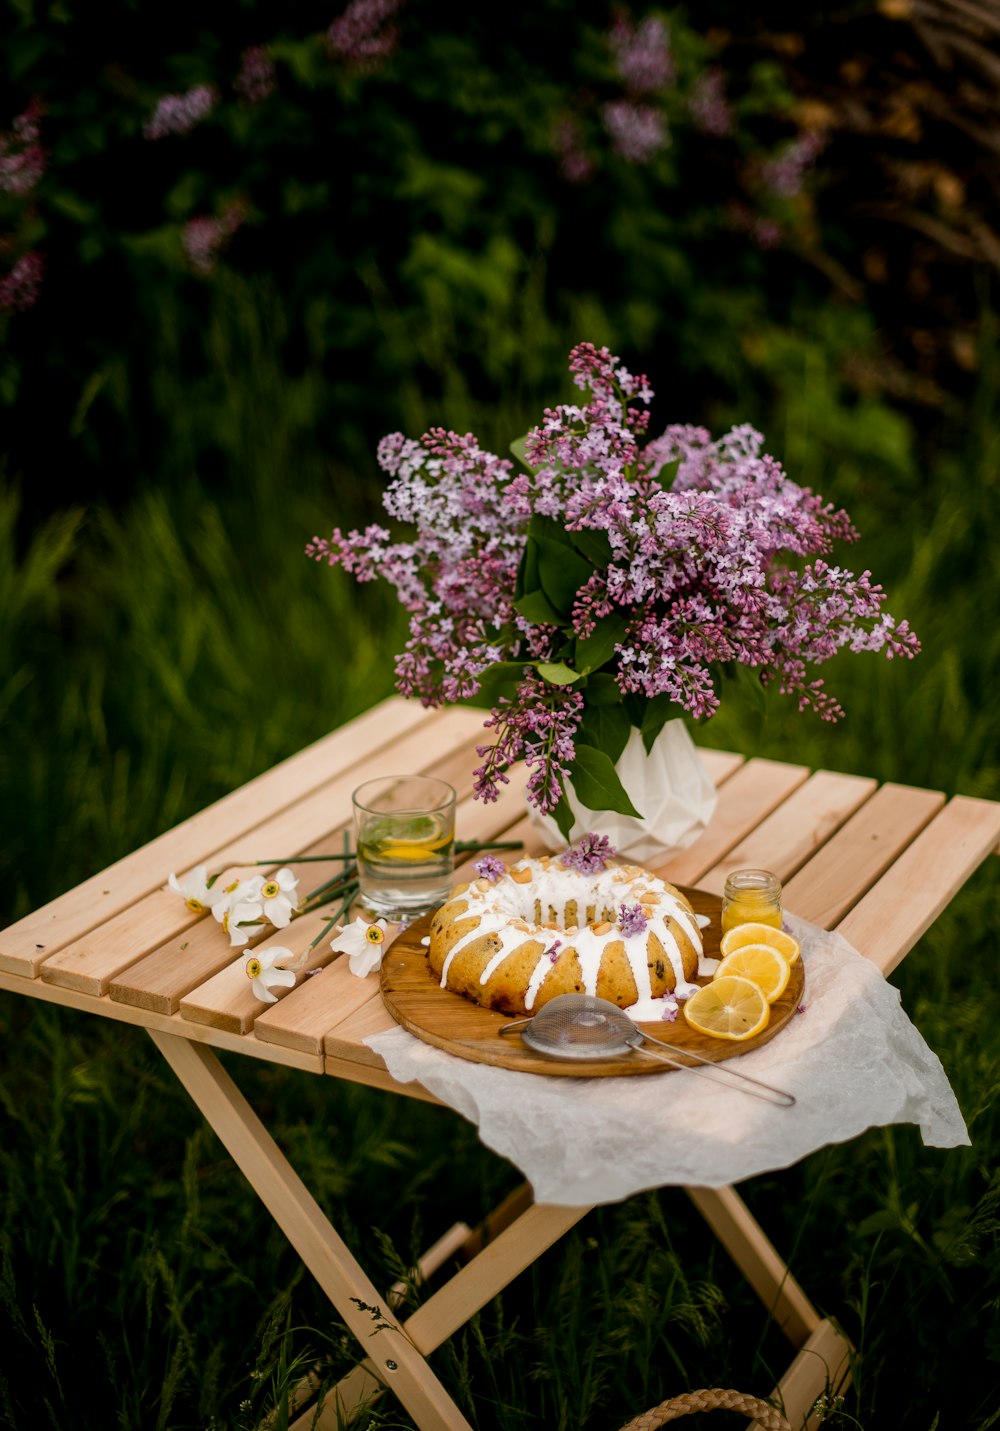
[529,719,717,863]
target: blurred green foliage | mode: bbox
[2,0,864,520]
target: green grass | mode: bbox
[2,295,1000,1430]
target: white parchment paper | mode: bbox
[364,916,969,1206]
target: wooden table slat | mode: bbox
[254,778,534,1054]
[782,782,946,931]
[836,795,1000,976]
[324,993,398,1068]
[656,758,810,887]
[696,769,879,897]
[696,748,745,785]
[200,706,487,879]
[256,957,383,1057]
[0,696,436,977]
[38,863,258,995]
[0,968,324,1073]
[321,1053,443,1103]
[40,707,486,995]
[178,911,340,1035]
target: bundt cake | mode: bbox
[427,854,702,1017]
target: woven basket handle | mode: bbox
[618,1386,791,1431]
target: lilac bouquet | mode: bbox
[309,343,918,839]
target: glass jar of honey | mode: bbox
[721,868,783,934]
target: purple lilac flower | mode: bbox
[181,200,248,275]
[548,940,562,964]
[234,47,277,103]
[473,855,506,882]
[144,85,218,140]
[602,100,668,165]
[661,997,679,1022]
[309,427,522,711]
[608,14,674,94]
[552,115,595,185]
[759,132,825,199]
[726,201,782,249]
[618,902,648,937]
[475,672,584,815]
[689,67,733,137]
[0,103,45,197]
[312,340,920,809]
[0,251,44,312]
[328,0,401,69]
[560,834,617,875]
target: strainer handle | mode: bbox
[628,1036,795,1107]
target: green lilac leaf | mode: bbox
[578,702,631,764]
[650,456,681,490]
[534,534,593,619]
[732,661,769,719]
[569,744,641,817]
[568,528,613,569]
[515,589,564,625]
[640,693,685,753]
[514,532,541,602]
[528,514,577,548]
[575,611,629,674]
[536,661,581,686]
[550,791,575,842]
[582,672,621,706]
[622,692,647,729]
[460,661,526,709]
[509,434,535,473]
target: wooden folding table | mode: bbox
[2,696,998,1430]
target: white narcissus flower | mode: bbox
[212,875,267,947]
[167,865,228,915]
[257,867,299,928]
[243,945,307,1003]
[330,917,396,978]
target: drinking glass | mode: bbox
[352,775,456,919]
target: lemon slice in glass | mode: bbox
[683,975,770,1041]
[719,921,800,964]
[370,814,452,861]
[714,945,791,1004]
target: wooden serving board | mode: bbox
[380,887,804,1077]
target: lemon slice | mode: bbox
[683,975,770,1041]
[715,945,791,1004]
[719,921,800,964]
[381,835,451,860]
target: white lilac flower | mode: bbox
[330,916,394,978]
[258,867,299,928]
[167,865,228,915]
[244,946,303,1004]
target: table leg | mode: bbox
[147,1030,473,1431]
[685,1186,821,1346]
[299,1187,589,1429]
[755,1318,853,1431]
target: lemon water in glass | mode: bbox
[352,775,456,918]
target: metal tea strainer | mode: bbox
[498,994,795,1107]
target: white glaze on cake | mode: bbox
[434,856,703,1010]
